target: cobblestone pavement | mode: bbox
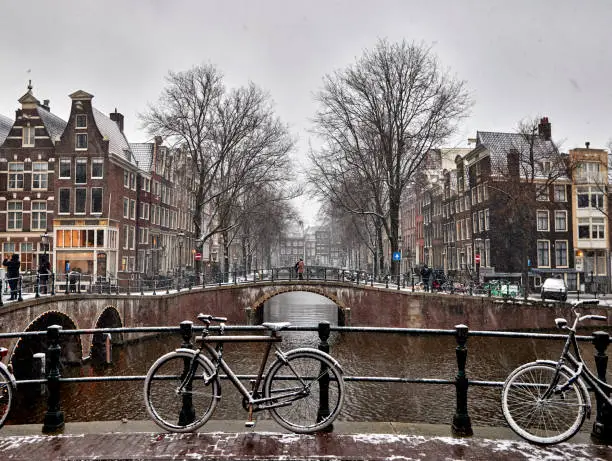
[0,429,610,460]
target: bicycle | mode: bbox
[144,314,345,434]
[501,299,608,445]
[0,347,16,429]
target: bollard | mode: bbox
[43,325,64,433]
[178,321,195,426]
[152,279,157,296]
[592,331,612,442]
[105,333,112,364]
[32,352,46,396]
[316,321,333,432]
[451,324,473,437]
[397,275,400,290]
[17,276,23,301]
[65,274,69,295]
[51,273,55,295]
[35,273,40,298]
[411,274,414,292]
[385,277,389,289]
[140,278,144,296]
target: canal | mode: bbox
[6,291,599,428]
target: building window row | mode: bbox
[59,187,103,214]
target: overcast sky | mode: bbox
[2,0,612,224]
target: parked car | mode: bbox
[541,277,568,302]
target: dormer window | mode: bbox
[76,133,88,150]
[76,114,87,129]
[22,124,35,147]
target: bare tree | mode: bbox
[309,39,471,274]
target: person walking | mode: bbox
[2,254,21,300]
[297,258,305,280]
[38,258,51,294]
[420,264,431,292]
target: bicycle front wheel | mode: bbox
[264,349,344,434]
[501,362,586,445]
[0,368,13,428]
[144,350,220,433]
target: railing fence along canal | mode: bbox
[0,322,610,442]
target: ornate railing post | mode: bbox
[592,331,612,442]
[35,273,40,298]
[65,274,69,295]
[43,325,64,433]
[51,273,55,295]
[152,279,157,296]
[452,324,473,437]
[0,281,3,307]
[178,321,195,426]
[17,276,23,301]
[316,321,333,432]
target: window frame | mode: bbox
[75,133,88,150]
[75,158,87,184]
[91,158,104,179]
[554,210,568,232]
[75,114,87,129]
[59,158,71,179]
[536,210,550,232]
[7,201,23,230]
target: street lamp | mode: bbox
[298,219,305,264]
[177,232,185,276]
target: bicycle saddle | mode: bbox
[261,322,291,331]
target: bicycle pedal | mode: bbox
[245,420,256,428]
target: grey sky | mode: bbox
[2,0,612,223]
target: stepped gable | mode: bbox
[129,142,154,171]
[92,106,135,165]
[0,113,12,146]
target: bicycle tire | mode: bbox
[263,348,344,434]
[501,362,586,445]
[144,350,220,433]
[0,367,13,428]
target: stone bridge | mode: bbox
[0,280,610,376]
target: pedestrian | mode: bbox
[69,269,79,293]
[297,258,305,280]
[420,264,431,292]
[2,254,21,300]
[38,258,51,294]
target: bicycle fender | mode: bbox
[535,359,592,419]
[283,347,344,374]
[0,362,16,389]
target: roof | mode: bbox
[92,107,135,165]
[129,142,154,171]
[0,114,12,146]
[36,106,67,141]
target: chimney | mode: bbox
[585,142,590,149]
[40,99,50,111]
[154,136,163,146]
[538,117,551,141]
[109,108,124,132]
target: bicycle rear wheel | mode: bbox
[144,350,220,432]
[501,362,586,445]
[0,368,13,428]
[263,349,344,434]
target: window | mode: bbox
[536,185,549,201]
[123,197,129,218]
[75,188,87,214]
[592,218,605,239]
[124,171,129,188]
[578,217,605,240]
[130,173,136,190]
[130,199,136,220]
[555,241,568,267]
[472,212,478,233]
[554,211,567,231]
[483,183,488,201]
[75,158,87,184]
[540,161,552,175]
[7,201,23,230]
[140,203,149,220]
[8,163,24,189]
[576,162,601,181]
[92,159,103,178]
[577,186,604,209]
[76,133,88,150]
[554,185,567,202]
[32,162,48,189]
[123,225,129,249]
[478,210,485,232]
[59,188,70,213]
[484,209,490,230]
[537,240,550,267]
[59,158,71,178]
[91,188,103,213]
[22,124,35,147]
[76,114,87,129]
[130,226,135,249]
[536,210,549,231]
[31,201,47,230]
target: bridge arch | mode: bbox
[249,286,348,325]
[11,310,82,379]
[91,306,124,362]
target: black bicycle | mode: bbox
[144,314,345,433]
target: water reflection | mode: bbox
[5,291,600,431]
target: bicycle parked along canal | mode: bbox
[0,347,15,429]
[144,314,345,434]
[501,299,608,445]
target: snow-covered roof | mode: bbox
[0,114,12,146]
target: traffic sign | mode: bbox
[194,253,202,261]
[475,253,481,264]
[392,251,401,261]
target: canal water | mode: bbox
[6,292,599,428]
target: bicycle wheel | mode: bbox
[264,349,344,434]
[501,362,586,445]
[144,350,220,433]
[0,368,13,428]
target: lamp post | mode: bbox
[177,233,184,275]
[298,220,306,265]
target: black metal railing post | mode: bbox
[316,321,333,432]
[43,325,64,433]
[65,274,69,295]
[397,274,400,290]
[178,320,196,426]
[51,273,55,295]
[77,274,81,294]
[411,273,414,292]
[0,281,3,307]
[452,324,473,437]
[592,331,612,442]
[17,276,23,301]
[152,279,157,296]
[35,273,40,298]
[140,277,144,296]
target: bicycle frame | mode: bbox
[180,332,307,411]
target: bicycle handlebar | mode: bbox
[571,299,600,307]
[197,314,228,324]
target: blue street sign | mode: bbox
[392,251,401,261]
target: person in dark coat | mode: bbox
[38,258,51,294]
[2,254,21,300]
[420,264,431,292]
